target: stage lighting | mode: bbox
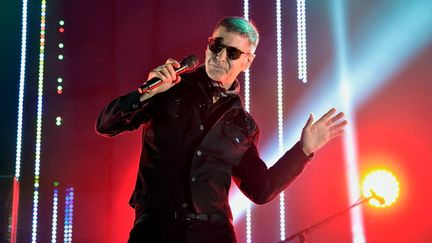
[362,169,400,208]
[32,1,48,242]
[56,117,62,126]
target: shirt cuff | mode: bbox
[295,141,315,162]
[129,90,150,111]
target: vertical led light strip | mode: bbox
[15,0,29,179]
[297,0,308,83]
[51,187,59,243]
[243,0,251,112]
[243,2,252,243]
[275,0,286,240]
[64,187,74,243]
[31,0,47,242]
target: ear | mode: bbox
[241,54,255,72]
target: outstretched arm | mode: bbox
[233,108,348,204]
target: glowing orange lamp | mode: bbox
[362,169,400,208]
[280,169,400,243]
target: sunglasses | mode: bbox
[208,37,252,60]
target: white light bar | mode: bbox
[31,1,47,242]
[297,0,308,83]
[276,0,286,240]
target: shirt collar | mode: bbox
[187,65,241,100]
[211,79,240,98]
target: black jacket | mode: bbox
[96,66,312,220]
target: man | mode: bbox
[96,16,347,243]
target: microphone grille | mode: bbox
[181,55,200,71]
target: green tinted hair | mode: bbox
[214,16,260,51]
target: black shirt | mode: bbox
[96,66,313,220]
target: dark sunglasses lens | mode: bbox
[208,39,243,60]
[226,47,242,60]
[209,39,222,54]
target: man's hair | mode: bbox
[214,16,260,52]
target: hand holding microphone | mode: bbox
[138,55,199,96]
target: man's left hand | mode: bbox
[300,108,348,155]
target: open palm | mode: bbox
[301,108,348,155]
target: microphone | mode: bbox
[370,189,386,205]
[138,55,199,94]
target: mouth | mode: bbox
[208,59,227,71]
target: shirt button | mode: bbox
[196,150,202,156]
[235,137,240,144]
[181,203,188,208]
[199,125,204,131]
[191,176,196,182]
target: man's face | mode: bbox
[205,26,255,89]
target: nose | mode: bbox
[215,47,228,61]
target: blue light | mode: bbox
[346,1,432,107]
[231,1,432,241]
[331,0,365,242]
[51,188,59,243]
[64,187,75,243]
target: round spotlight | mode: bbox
[362,169,400,208]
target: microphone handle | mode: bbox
[138,65,189,94]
